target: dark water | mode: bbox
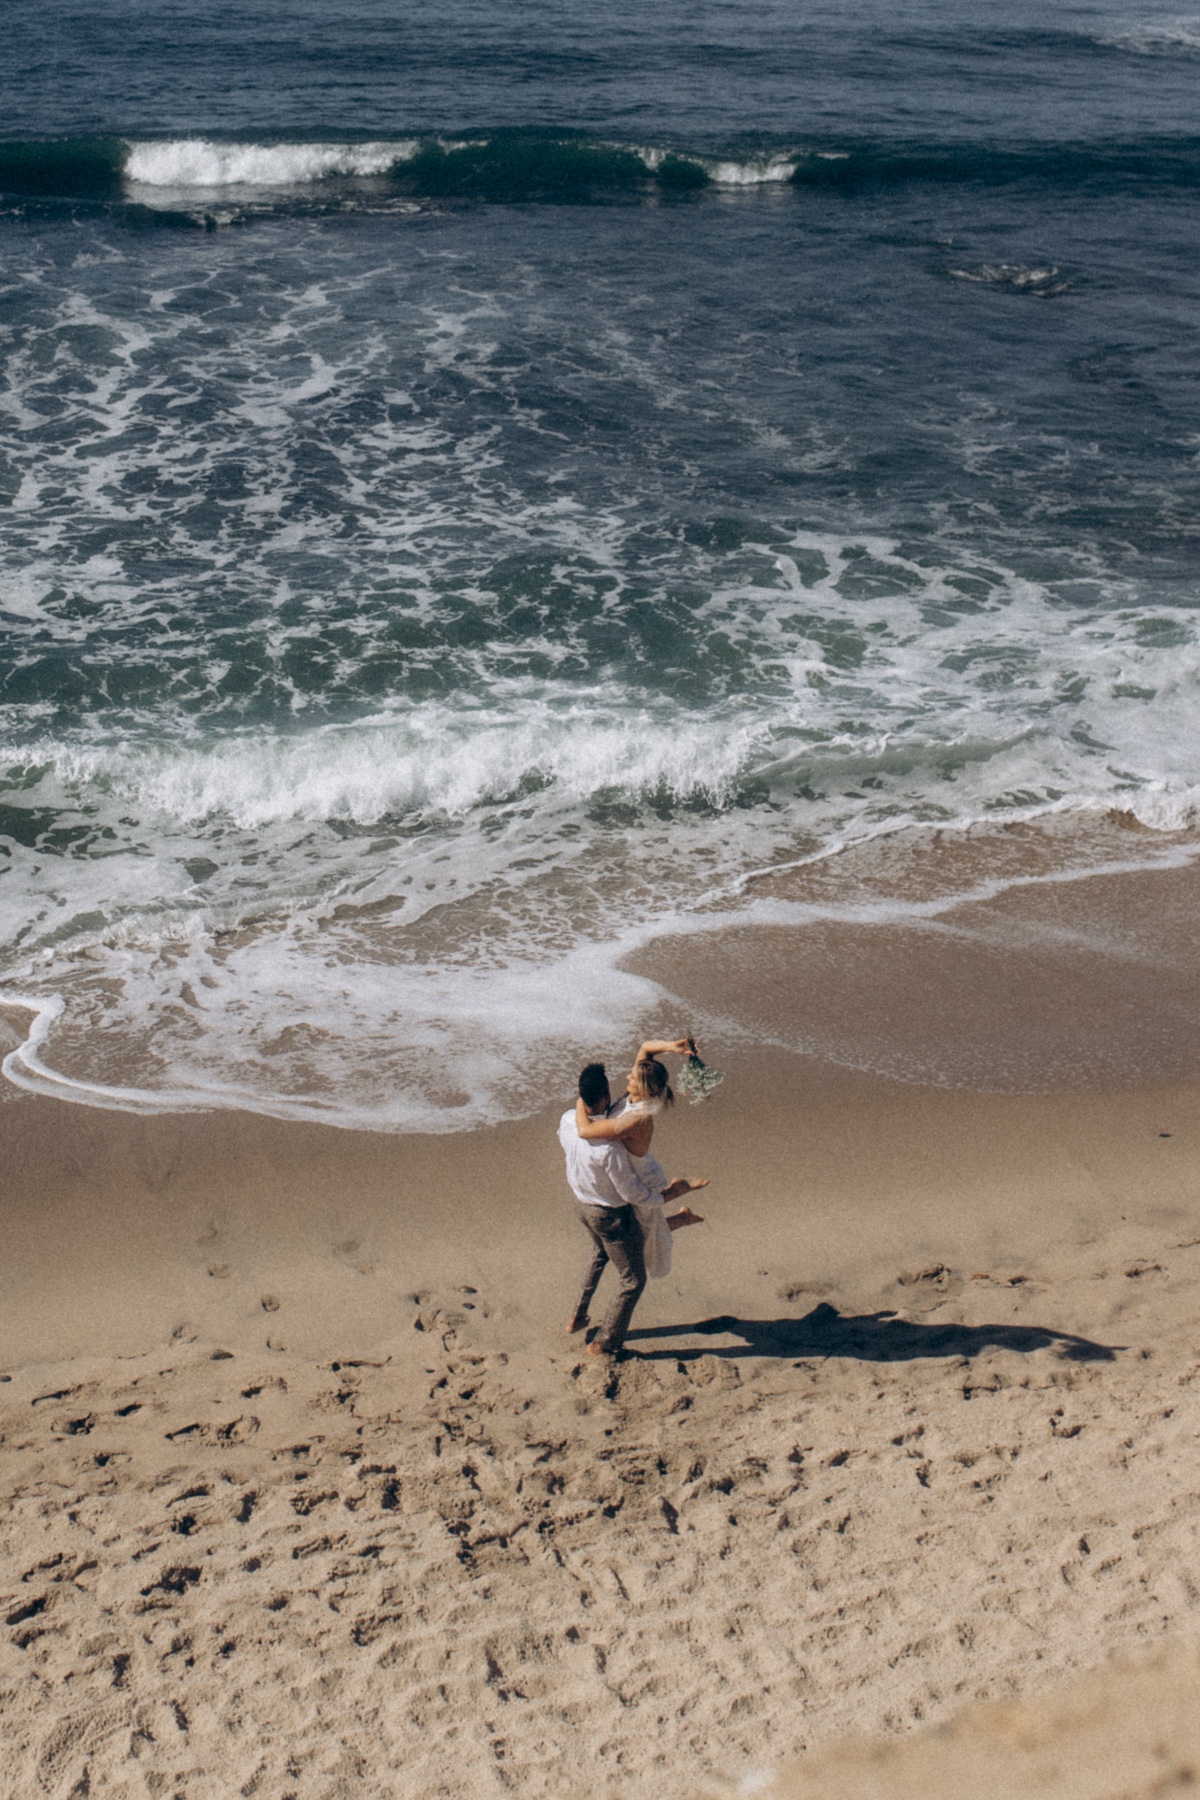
[8,1,1200,143]
[1,1,1198,1127]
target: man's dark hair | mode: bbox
[578,1062,610,1108]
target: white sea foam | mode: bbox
[124,138,418,188]
[41,701,761,830]
[701,156,798,186]
[2,824,1198,1131]
[632,146,797,184]
[948,263,1071,296]
[0,941,668,1130]
[0,913,682,1132]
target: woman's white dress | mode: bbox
[616,1096,673,1279]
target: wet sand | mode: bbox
[4,838,1200,1796]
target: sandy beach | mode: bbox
[8,0,1200,1787]
[4,837,1200,1797]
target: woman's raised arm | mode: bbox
[575,1096,641,1142]
[636,1036,691,1061]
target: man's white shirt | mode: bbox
[558,1108,657,1209]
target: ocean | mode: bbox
[3,0,1200,1128]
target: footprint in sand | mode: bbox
[333,1238,377,1276]
[410,1286,488,1347]
[779,1279,833,1302]
[893,1264,964,1312]
[260,1295,281,1313]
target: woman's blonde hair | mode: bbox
[631,1056,674,1107]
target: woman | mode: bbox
[574,1036,709,1279]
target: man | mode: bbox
[558,1060,657,1359]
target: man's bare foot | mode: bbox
[566,1316,589,1335]
[586,1339,611,1358]
[667,1205,705,1231]
[684,1176,710,1191]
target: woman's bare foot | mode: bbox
[667,1205,705,1230]
[566,1316,589,1335]
[661,1174,711,1203]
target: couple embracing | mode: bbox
[558,1036,709,1360]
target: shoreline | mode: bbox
[2,809,1199,1133]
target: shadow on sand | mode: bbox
[626,1301,1121,1364]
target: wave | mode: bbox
[5,651,1200,1130]
[122,134,802,199]
[636,146,801,187]
[948,262,1072,296]
[30,701,762,830]
[124,138,420,188]
[7,130,1200,208]
[1097,16,1200,57]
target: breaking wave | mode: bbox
[31,702,762,831]
[124,138,421,187]
[6,131,1200,210]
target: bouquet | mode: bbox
[675,1036,724,1105]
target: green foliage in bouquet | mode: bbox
[676,1036,724,1105]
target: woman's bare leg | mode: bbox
[667,1205,704,1231]
[662,1176,708,1230]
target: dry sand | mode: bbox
[701,1636,1200,1799]
[4,839,1200,1797]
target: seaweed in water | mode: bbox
[676,1038,724,1105]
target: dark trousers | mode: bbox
[570,1201,647,1355]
